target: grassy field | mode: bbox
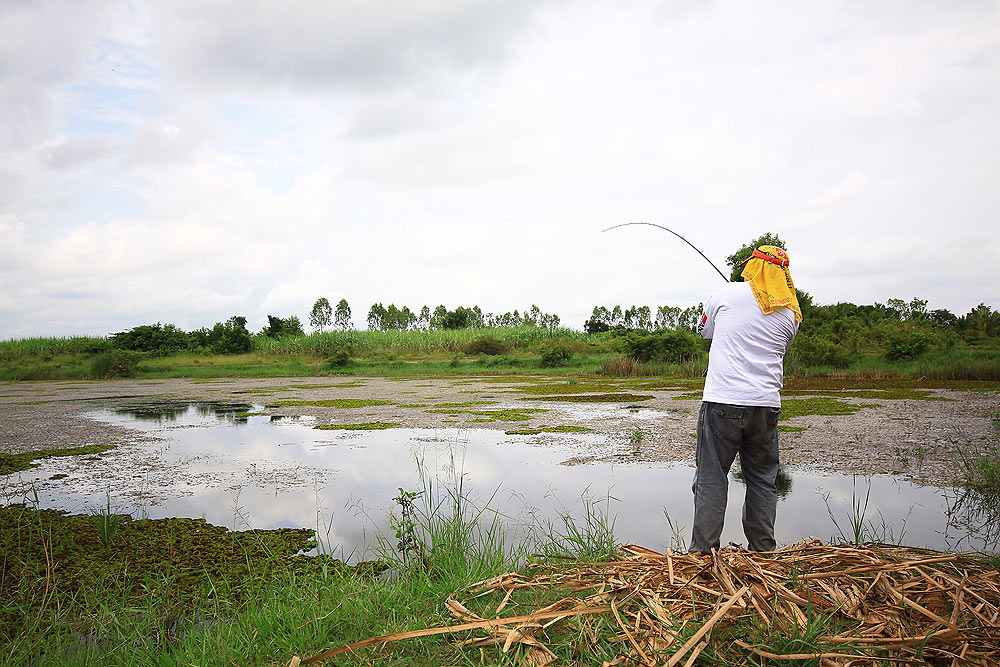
[2,326,998,381]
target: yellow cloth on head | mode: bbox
[740,245,802,322]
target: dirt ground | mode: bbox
[1,376,998,488]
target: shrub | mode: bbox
[190,316,253,354]
[110,323,190,356]
[539,343,573,367]
[790,334,851,368]
[89,350,141,379]
[464,336,509,356]
[885,329,929,361]
[324,341,354,368]
[622,330,699,363]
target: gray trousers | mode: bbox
[690,401,781,554]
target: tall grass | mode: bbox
[252,325,592,356]
[0,336,108,360]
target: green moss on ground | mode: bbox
[1,444,116,475]
[426,408,547,422]
[505,426,593,435]
[525,393,654,402]
[0,504,378,643]
[271,399,394,408]
[313,422,400,431]
[779,397,873,420]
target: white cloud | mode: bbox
[1,0,999,337]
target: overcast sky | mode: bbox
[2,1,998,338]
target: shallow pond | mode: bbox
[4,401,997,559]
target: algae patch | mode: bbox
[1,444,116,475]
[272,399,394,409]
[505,426,593,435]
[313,422,400,431]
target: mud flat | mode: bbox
[1,376,997,489]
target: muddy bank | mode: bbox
[1,376,998,489]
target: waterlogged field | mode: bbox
[2,374,1000,665]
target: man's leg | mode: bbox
[690,402,742,554]
[739,406,781,552]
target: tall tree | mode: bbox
[309,298,332,332]
[334,299,352,330]
[724,232,787,282]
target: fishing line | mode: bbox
[601,222,730,283]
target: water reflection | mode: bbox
[4,401,996,559]
[115,401,253,422]
[732,466,794,499]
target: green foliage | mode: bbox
[262,314,304,338]
[88,490,127,548]
[621,330,700,363]
[789,333,851,368]
[110,323,190,356]
[192,315,253,354]
[725,231,787,282]
[334,298,352,330]
[309,298,332,332]
[0,444,115,476]
[89,349,141,378]
[538,342,574,367]
[463,336,509,356]
[885,328,930,361]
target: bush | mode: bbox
[110,323,190,356]
[89,350,141,379]
[622,330,700,363]
[885,329,929,361]
[464,336,509,356]
[790,334,851,368]
[324,341,354,368]
[191,316,253,355]
[539,343,573,367]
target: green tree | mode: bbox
[334,299,352,330]
[262,315,304,338]
[309,298,332,332]
[725,232,787,282]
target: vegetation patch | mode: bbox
[505,426,593,435]
[1,444,116,475]
[14,400,47,405]
[672,391,704,400]
[0,504,376,646]
[525,392,654,402]
[778,425,808,432]
[779,397,872,420]
[516,381,625,396]
[426,408,546,422]
[271,399,394,408]
[784,387,952,401]
[314,422,400,431]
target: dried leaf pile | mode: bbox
[300,540,1000,666]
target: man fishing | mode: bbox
[689,245,801,555]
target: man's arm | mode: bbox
[697,296,717,340]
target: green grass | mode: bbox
[0,444,116,475]
[270,398,394,408]
[314,422,400,431]
[505,425,593,435]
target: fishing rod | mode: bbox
[601,222,730,283]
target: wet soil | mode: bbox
[1,376,998,488]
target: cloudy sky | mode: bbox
[1,1,998,338]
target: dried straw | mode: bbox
[298,540,1000,665]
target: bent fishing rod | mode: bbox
[601,222,730,283]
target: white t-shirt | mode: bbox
[698,282,799,408]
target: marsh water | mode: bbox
[7,401,998,558]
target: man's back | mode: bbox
[699,282,798,408]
